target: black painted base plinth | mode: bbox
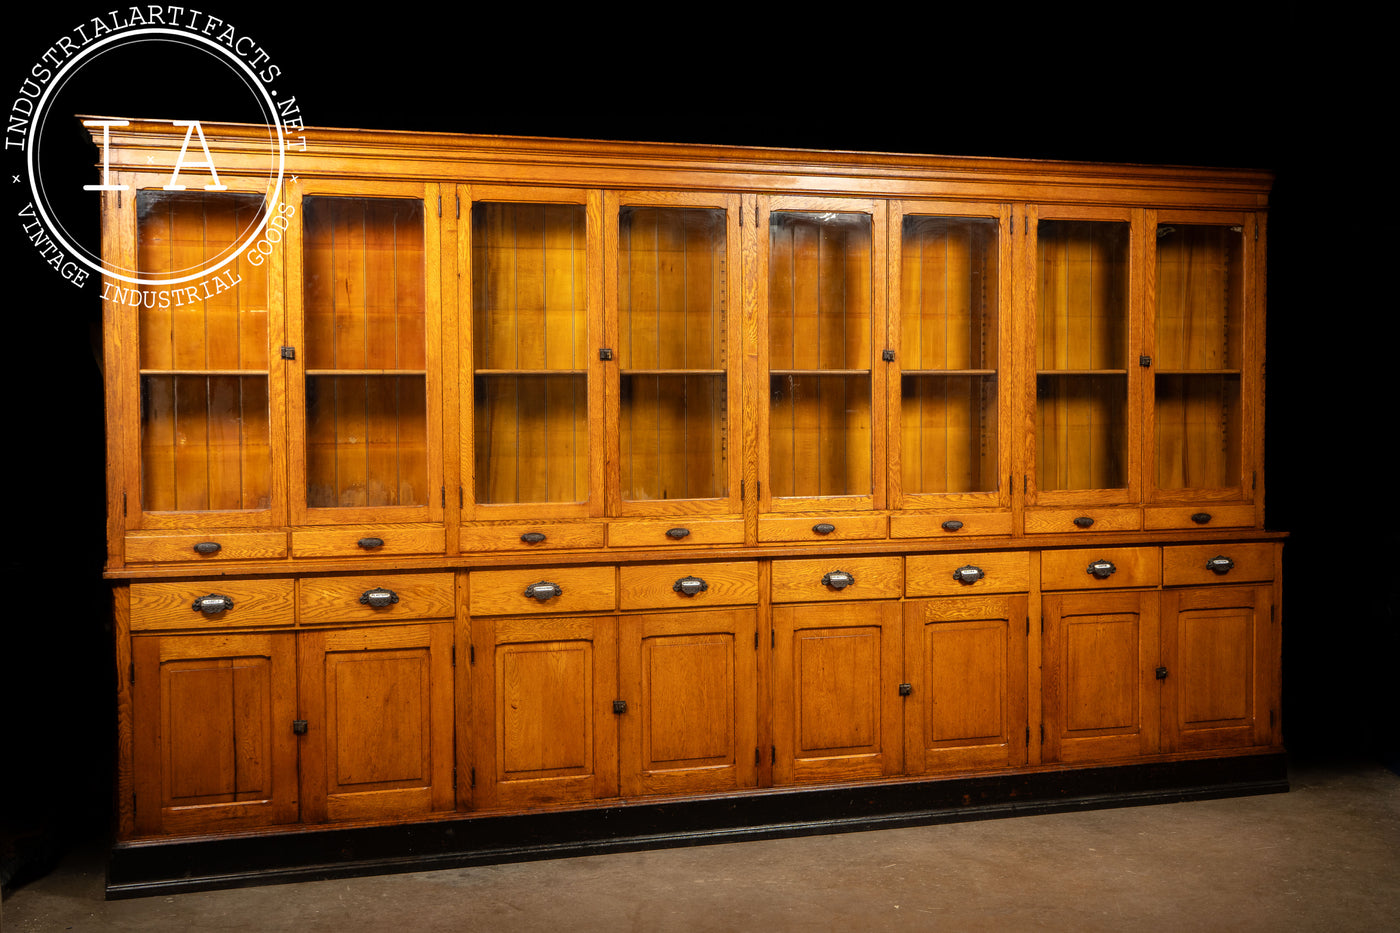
[107,752,1288,898]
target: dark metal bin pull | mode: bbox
[1191,512,1213,525]
[1086,559,1117,580]
[193,541,222,555]
[953,565,986,585]
[357,537,385,549]
[821,570,855,590]
[673,576,709,596]
[1073,516,1095,528]
[1206,555,1235,575]
[359,587,399,608]
[812,523,836,535]
[941,520,964,532]
[524,581,563,601]
[665,527,691,540]
[520,532,547,544]
[192,594,233,615]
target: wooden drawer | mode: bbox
[1163,543,1275,586]
[459,522,606,553]
[469,565,616,616]
[608,519,744,548]
[758,514,887,543]
[298,573,455,625]
[1024,508,1142,535]
[889,512,1014,539]
[125,531,288,564]
[130,578,295,631]
[291,525,446,559]
[1144,505,1257,531]
[905,551,1030,597]
[1041,547,1161,590]
[619,561,759,610]
[771,556,903,603]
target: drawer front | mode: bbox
[608,519,745,548]
[758,514,887,544]
[1144,505,1257,532]
[619,561,759,610]
[889,512,1014,539]
[905,551,1030,597]
[291,526,446,559]
[469,566,616,616]
[1163,543,1275,586]
[771,556,903,603]
[1024,508,1142,535]
[130,578,295,631]
[125,531,288,564]
[1041,547,1161,590]
[459,522,606,553]
[298,573,455,624]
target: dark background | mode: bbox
[4,5,1391,890]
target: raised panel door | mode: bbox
[772,601,902,784]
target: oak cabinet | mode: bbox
[97,120,1282,887]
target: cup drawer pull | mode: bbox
[359,587,399,608]
[665,527,691,540]
[524,581,563,601]
[193,541,222,555]
[1206,555,1235,575]
[520,532,547,544]
[821,570,855,590]
[672,576,709,597]
[191,594,234,615]
[1086,559,1117,579]
[1073,516,1095,529]
[358,537,385,550]
[1191,512,1213,525]
[953,565,985,585]
[812,523,836,535]
[941,520,964,532]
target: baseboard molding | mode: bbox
[107,752,1288,898]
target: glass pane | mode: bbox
[1154,224,1244,491]
[768,211,872,499]
[901,375,998,495]
[769,374,872,499]
[472,202,588,505]
[141,375,271,511]
[303,197,425,371]
[619,206,728,502]
[136,191,271,512]
[901,216,999,496]
[1036,220,1129,491]
[473,374,587,504]
[306,375,427,508]
[1036,374,1127,491]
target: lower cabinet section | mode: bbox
[114,541,1283,893]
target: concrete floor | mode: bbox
[3,758,1397,932]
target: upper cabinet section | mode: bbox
[95,121,1271,568]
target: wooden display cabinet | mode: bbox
[94,119,1283,896]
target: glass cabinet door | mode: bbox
[132,185,281,526]
[1149,216,1249,500]
[1031,212,1137,503]
[295,185,440,523]
[761,197,885,512]
[892,204,1008,510]
[612,194,740,515]
[468,189,599,517]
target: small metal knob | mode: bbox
[941,520,964,532]
[1086,560,1117,580]
[665,527,691,540]
[520,532,547,544]
[192,594,234,615]
[524,581,563,601]
[193,541,222,555]
[898,683,913,696]
[953,565,985,585]
[1206,555,1235,576]
[358,537,385,549]
[359,587,399,608]
[821,570,855,590]
[1073,516,1095,529]
[673,576,709,597]
[812,523,836,535]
